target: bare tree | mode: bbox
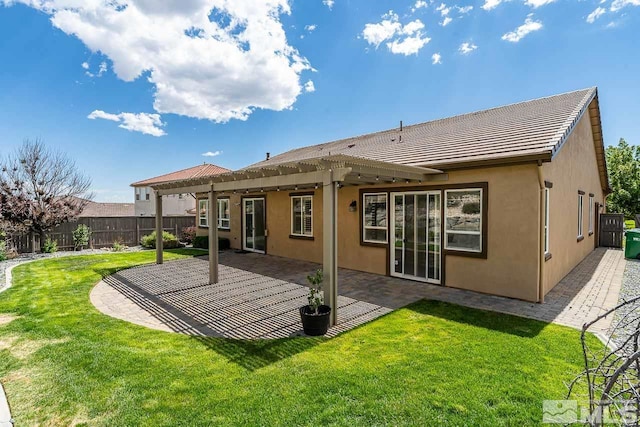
[568,296,640,426]
[0,139,93,251]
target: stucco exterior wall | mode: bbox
[196,163,542,301]
[134,187,196,216]
[541,110,606,295]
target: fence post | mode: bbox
[136,217,140,245]
[175,222,179,239]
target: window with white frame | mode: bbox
[199,199,231,229]
[363,193,388,243]
[445,188,483,253]
[218,198,230,229]
[578,193,584,238]
[291,195,313,237]
[198,199,208,227]
[588,195,594,235]
[135,187,140,201]
[544,188,550,255]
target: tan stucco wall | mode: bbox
[541,111,606,295]
[197,164,542,301]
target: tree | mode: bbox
[0,139,93,250]
[605,138,640,218]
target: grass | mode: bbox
[0,250,600,426]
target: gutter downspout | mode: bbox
[537,161,545,304]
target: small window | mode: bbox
[199,199,208,227]
[578,193,584,238]
[544,188,550,254]
[146,192,150,201]
[291,195,313,237]
[588,195,594,235]
[135,187,140,201]
[363,193,388,243]
[218,198,230,230]
[445,188,482,253]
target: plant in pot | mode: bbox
[299,269,332,336]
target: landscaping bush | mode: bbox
[42,237,58,253]
[181,226,196,244]
[0,239,6,262]
[462,202,481,215]
[193,236,230,250]
[112,240,126,252]
[140,231,181,249]
[72,224,92,251]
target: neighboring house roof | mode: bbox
[79,200,135,217]
[249,87,609,191]
[130,163,232,187]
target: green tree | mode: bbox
[605,138,640,218]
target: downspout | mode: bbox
[536,161,545,304]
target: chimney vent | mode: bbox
[266,152,270,161]
[400,120,403,132]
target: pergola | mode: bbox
[150,154,444,326]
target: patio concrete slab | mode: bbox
[91,247,626,339]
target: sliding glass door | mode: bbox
[391,191,441,284]
[243,198,266,253]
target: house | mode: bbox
[130,163,231,216]
[79,200,135,217]
[148,87,609,326]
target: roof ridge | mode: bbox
[131,163,230,186]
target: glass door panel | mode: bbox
[416,194,428,279]
[428,193,441,283]
[254,199,266,252]
[244,199,254,251]
[404,195,416,277]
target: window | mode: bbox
[218,198,230,229]
[577,193,584,239]
[445,188,482,253]
[199,199,208,227]
[363,193,388,243]
[544,188,550,255]
[588,195,594,235]
[199,198,231,229]
[145,189,150,201]
[291,195,313,237]
[135,188,140,201]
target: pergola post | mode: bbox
[322,173,339,326]
[208,188,219,284]
[155,191,163,264]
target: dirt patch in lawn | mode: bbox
[0,314,18,327]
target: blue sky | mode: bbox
[0,0,638,202]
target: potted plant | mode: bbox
[299,269,332,336]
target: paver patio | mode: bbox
[91,247,626,339]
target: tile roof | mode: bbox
[249,88,600,170]
[79,201,135,217]
[131,163,231,187]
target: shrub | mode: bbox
[72,224,92,251]
[0,240,6,262]
[193,236,230,250]
[181,226,196,244]
[112,240,126,252]
[140,231,181,249]
[462,202,481,215]
[42,237,58,253]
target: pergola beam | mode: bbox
[155,191,163,264]
[208,189,218,284]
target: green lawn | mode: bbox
[0,250,598,426]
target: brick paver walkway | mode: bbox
[91,248,626,339]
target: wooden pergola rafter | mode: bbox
[150,155,444,326]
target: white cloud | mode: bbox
[81,61,89,70]
[436,3,453,26]
[304,80,315,92]
[202,151,222,157]
[501,15,543,42]
[482,0,506,11]
[362,12,430,55]
[412,0,428,12]
[524,0,556,7]
[611,0,640,11]
[432,52,442,64]
[323,0,335,10]
[386,34,431,55]
[6,0,313,124]
[305,24,317,32]
[587,7,606,23]
[458,42,478,54]
[441,16,453,26]
[456,5,474,14]
[362,11,402,47]
[88,110,166,137]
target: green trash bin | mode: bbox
[625,229,640,259]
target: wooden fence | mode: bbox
[10,216,195,253]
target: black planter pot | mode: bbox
[299,305,332,336]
